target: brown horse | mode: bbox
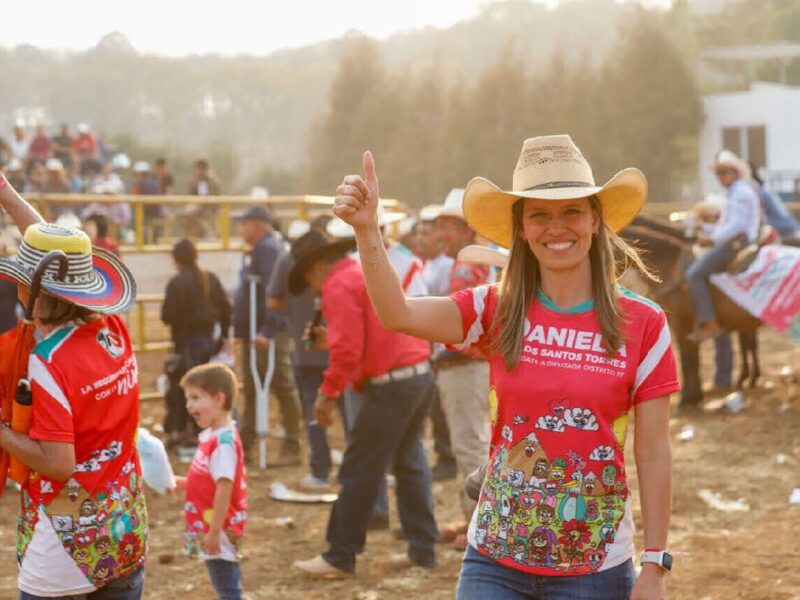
[621,216,761,406]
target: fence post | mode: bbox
[137,298,147,352]
[135,201,145,250]
[221,203,231,249]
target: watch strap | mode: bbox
[640,550,672,571]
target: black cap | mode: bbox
[236,205,273,222]
[288,230,356,295]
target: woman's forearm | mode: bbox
[0,426,75,481]
[353,226,412,330]
[635,438,672,549]
[0,176,45,234]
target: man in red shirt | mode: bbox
[27,124,52,166]
[289,230,438,578]
[434,189,492,546]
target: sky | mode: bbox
[4,0,674,57]
[3,0,490,56]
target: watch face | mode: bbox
[662,552,673,571]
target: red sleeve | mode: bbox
[320,272,365,397]
[27,355,75,444]
[447,284,492,351]
[632,310,681,405]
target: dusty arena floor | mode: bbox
[0,330,797,599]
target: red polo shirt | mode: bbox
[320,257,430,398]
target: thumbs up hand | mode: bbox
[333,151,380,231]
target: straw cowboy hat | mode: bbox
[462,135,647,248]
[0,223,136,314]
[419,188,466,222]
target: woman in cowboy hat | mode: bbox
[333,135,679,600]
[0,173,146,599]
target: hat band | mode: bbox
[523,181,595,191]
[17,242,95,285]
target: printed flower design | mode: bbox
[558,520,591,549]
[118,532,142,563]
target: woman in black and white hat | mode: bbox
[0,173,147,599]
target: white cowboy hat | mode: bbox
[437,188,466,220]
[132,161,151,173]
[287,219,311,241]
[462,135,647,247]
[419,204,443,221]
[326,207,407,239]
[45,158,64,171]
[713,150,751,179]
[457,244,509,269]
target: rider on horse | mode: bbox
[686,150,761,342]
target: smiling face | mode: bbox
[519,196,598,278]
[184,385,227,430]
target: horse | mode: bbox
[620,215,762,406]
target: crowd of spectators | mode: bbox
[0,120,222,239]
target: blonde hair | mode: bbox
[487,196,658,370]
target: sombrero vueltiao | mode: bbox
[0,223,136,314]
[462,135,647,248]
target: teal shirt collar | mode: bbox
[537,289,595,314]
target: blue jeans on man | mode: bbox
[294,365,343,481]
[323,373,438,573]
[343,388,390,518]
[20,568,144,600]
[457,546,634,600]
[686,240,738,324]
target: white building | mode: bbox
[698,44,800,198]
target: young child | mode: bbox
[175,363,247,600]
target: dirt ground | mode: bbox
[0,330,798,599]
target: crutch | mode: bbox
[248,274,276,470]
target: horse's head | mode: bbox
[619,222,692,307]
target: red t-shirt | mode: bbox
[320,257,430,398]
[72,134,97,157]
[449,285,679,576]
[184,424,247,562]
[18,316,146,595]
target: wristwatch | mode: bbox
[639,550,673,572]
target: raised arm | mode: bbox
[333,152,463,345]
[0,174,45,234]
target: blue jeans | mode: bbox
[714,332,733,388]
[20,567,144,600]
[457,546,634,600]
[294,365,337,480]
[686,241,738,324]
[323,373,438,572]
[205,559,242,600]
[343,387,389,517]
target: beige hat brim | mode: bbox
[457,244,509,269]
[463,168,647,248]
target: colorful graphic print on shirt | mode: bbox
[17,461,147,588]
[449,285,680,576]
[473,404,629,574]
